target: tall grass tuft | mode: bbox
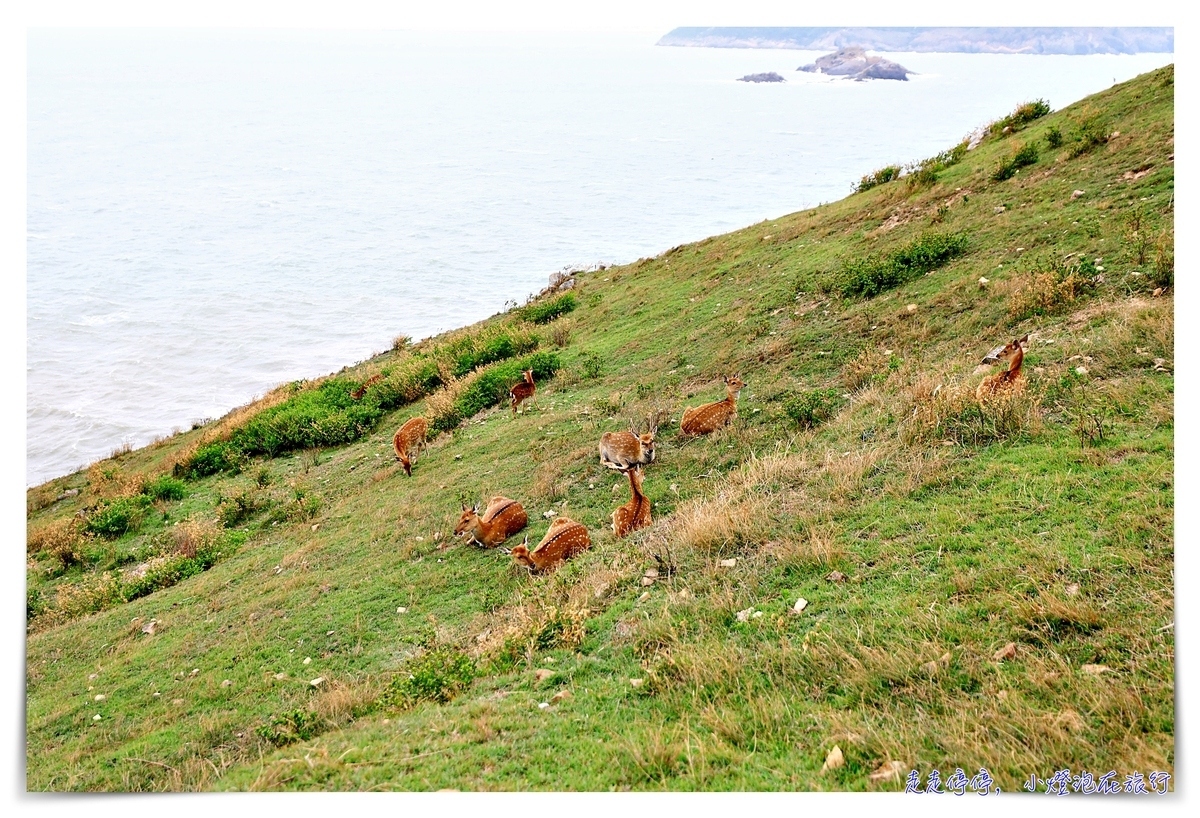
[834,232,969,298]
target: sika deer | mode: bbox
[510,369,536,416]
[351,374,384,400]
[392,417,429,476]
[611,465,651,538]
[599,416,657,471]
[454,496,528,548]
[680,375,746,436]
[976,335,1028,407]
[510,516,591,573]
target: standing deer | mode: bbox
[453,496,528,548]
[392,417,429,476]
[509,369,536,416]
[976,335,1028,407]
[611,465,651,538]
[510,516,591,573]
[680,375,746,436]
[599,416,657,471]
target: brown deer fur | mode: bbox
[509,369,536,416]
[599,419,657,471]
[453,496,528,548]
[611,465,651,538]
[680,375,746,436]
[510,516,591,573]
[976,336,1028,407]
[392,417,429,476]
[351,374,384,400]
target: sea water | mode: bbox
[26,29,1172,485]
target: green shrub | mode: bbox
[144,475,187,502]
[380,648,476,709]
[581,351,604,380]
[1008,255,1099,320]
[217,490,269,528]
[784,389,844,429]
[255,709,324,747]
[520,293,577,324]
[993,141,1039,182]
[84,497,148,539]
[1069,112,1109,157]
[856,165,900,193]
[905,141,968,188]
[123,532,238,601]
[1045,126,1063,149]
[836,232,969,298]
[176,441,242,480]
[990,99,1051,135]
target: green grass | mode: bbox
[25,65,1174,792]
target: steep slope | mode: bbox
[25,65,1174,791]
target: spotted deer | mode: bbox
[611,465,651,538]
[392,417,429,476]
[510,516,591,573]
[453,496,528,548]
[351,374,384,400]
[976,335,1028,407]
[599,416,657,471]
[509,369,536,416]
[680,375,746,436]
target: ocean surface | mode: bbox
[26,29,1173,486]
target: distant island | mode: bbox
[658,27,1174,55]
[737,72,786,83]
[799,47,910,81]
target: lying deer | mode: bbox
[510,516,591,573]
[453,496,528,548]
[510,369,536,416]
[392,417,429,476]
[976,335,1028,407]
[680,375,746,436]
[599,417,657,471]
[611,465,651,538]
[351,374,384,400]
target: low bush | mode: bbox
[902,380,1041,447]
[1045,126,1064,149]
[905,141,968,188]
[856,165,900,193]
[520,293,577,324]
[256,709,325,747]
[84,496,149,539]
[783,389,844,429]
[835,232,969,298]
[217,489,269,528]
[143,475,187,502]
[1008,256,1099,320]
[379,647,476,709]
[175,441,243,480]
[28,517,85,566]
[1069,111,1109,157]
[993,141,1039,182]
[990,99,1051,135]
[123,531,241,601]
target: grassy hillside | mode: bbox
[25,66,1174,792]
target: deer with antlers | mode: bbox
[680,375,746,436]
[510,516,591,573]
[611,465,651,538]
[392,416,429,477]
[509,369,536,417]
[599,415,658,471]
[976,335,1028,407]
[453,496,528,548]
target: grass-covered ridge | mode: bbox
[25,66,1174,791]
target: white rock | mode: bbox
[792,598,809,614]
[94,694,106,702]
[736,607,755,622]
[310,677,326,686]
[303,657,311,665]
[719,558,737,568]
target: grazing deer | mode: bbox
[510,516,591,573]
[453,496,528,548]
[392,417,429,476]
[680,375,746,436]
[351,374,384,400]
[976,335,1029,407]
[599,417,657,471]
[509,369,536,416]
[611,465,651,538]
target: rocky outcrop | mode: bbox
[798,47,910,81]
[737,72,786,83]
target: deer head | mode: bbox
[981,335,1029,365]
